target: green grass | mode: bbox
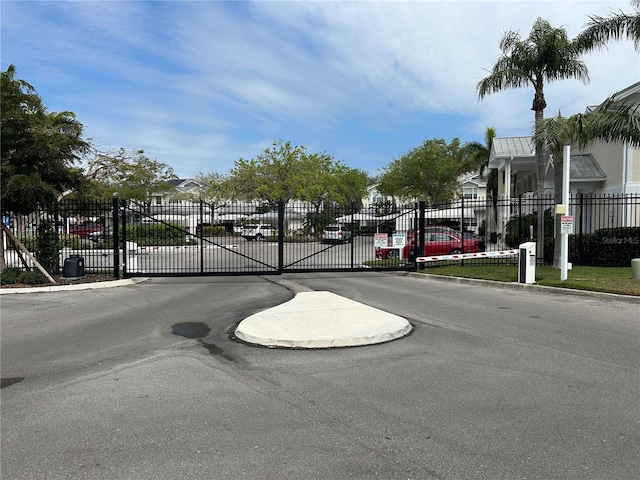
[420,264,640,297]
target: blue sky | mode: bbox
[2,1,638,179]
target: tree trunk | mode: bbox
[534,110,546,264]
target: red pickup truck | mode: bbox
[69,223,103,238]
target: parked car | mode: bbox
[69,223,103,238]
[241,224,275,241]
[376,231,484,259]
[87,227,113,243]
[322,224,352,243]
[407,226,486,252]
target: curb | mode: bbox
[404,272,640,304]
[0,277,149,295]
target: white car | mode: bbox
[321,224,352,243]
[241,224,275,241]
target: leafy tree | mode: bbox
[477,17,590,258]
[225,141,305,209]
[295,151,339,213]
[85,147,177,213]
[1,65,89,213]
[576,0,640,52]
[223,140,366,212]
[377,138,471,205]
[1,65,89,269]
[460,127,499,224]
[332,165,369,209]
[195,172,231,203]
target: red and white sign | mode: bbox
[561,215,573,234]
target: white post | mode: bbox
[561,145,570,281]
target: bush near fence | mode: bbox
[125,223,197,246]
[571,227,640,267]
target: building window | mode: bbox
[155,196,162,205]
[463,187,478,199]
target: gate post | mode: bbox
[277,201,284,273]
[417,201,425,270]
[461,195,465,266]
[122,200,128,277]
[350,202,355,269]
[199,199,204,274]
[112,196,120,279]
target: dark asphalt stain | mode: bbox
[171,322,211,339]
[200,341,237,361]
[1,377,24,389]
[172,323,238,361]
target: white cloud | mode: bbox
[2,0,637,176]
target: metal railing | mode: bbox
[3,193,639,277]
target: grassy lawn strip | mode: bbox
[421,265,640,297]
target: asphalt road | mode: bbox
[1,273,638,480]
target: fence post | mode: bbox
[578,193,584,265]
[112,197,120,280]
[121,200,128,277]
[417,201,425,270]
[199,199,204,274]
[277,201,284,273]
[518,194,522,246]
[461,196,465,266]
[350,202,355,269]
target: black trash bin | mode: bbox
[62,255,85,279]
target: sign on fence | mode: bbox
[561,215,574,234]
[374,233,388,248]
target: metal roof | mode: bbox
[569,154,606,182]
[491,136,535,159]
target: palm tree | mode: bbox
[460,127,499,225]
[477,17,590,259]
[576,0,640,52]
[539,97,640,266]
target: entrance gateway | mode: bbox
[118,200,423,277]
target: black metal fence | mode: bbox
[2,193,639,277]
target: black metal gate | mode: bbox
[117,200,419,277]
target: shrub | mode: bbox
[125,223,190,246]
[36,220,60,274]
[0,267,22,285]
[571,227,640,267]
[504,213,554,248]
[16,270,49,285]
[19,235,37,251]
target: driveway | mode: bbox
[1,273,638,479]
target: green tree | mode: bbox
[195,172,231,204]
[1,65,89,269]
[295,151,339,213]
[223,140,364,212]
[332,164,369,209]
[85,147,177,213]
[477,17,590,258]
[1,65,89,213]
[576,0,640,51]
[460,127,499,223]
[377,138,470,205]
[225,141,306,209]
